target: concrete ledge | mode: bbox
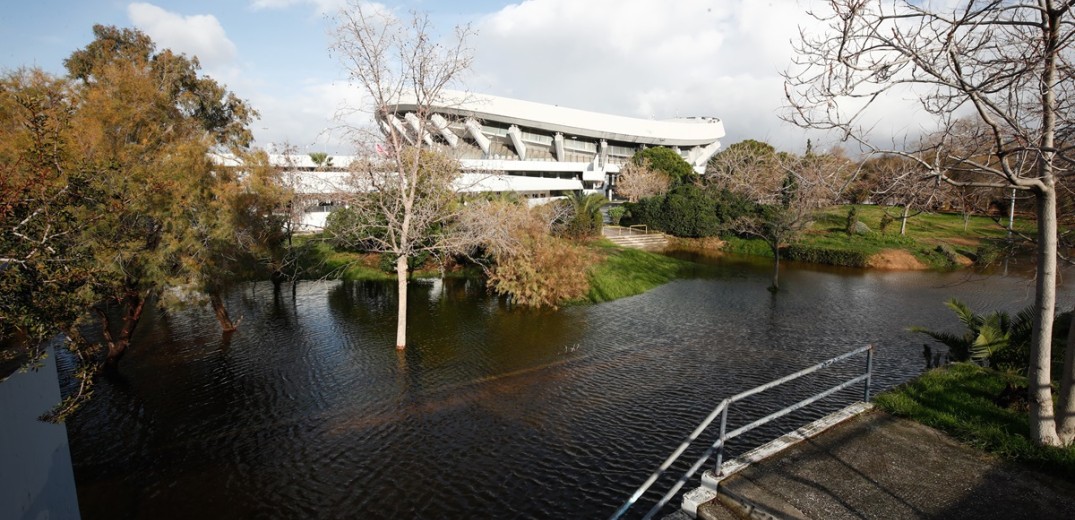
[681,486,719,517]
[685,401,873,519]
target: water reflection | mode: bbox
[61,254,1073,519]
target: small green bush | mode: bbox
[608,206,626,226]
[879,212,894,234]
[845,206,859,235]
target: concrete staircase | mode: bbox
[602,226,669,250]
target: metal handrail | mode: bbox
[610,345,875,520]
[628,224,649,235]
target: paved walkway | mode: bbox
[701,410,1075,519]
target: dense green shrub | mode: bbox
[377,250,431,273]
[709,187,756,223]
[879,212,894,234]
[659,185,721,237]
[784,244,872,267]
[625,186,753,238]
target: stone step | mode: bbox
[605,233,669,250]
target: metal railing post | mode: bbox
[612,346,875,519]
[714,403,729,475]
[863,344,874,402]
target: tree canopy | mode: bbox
[1,26,281,416]
[632,146,695,184]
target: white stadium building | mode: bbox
[263,92,725,231]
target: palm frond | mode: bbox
[971,314,1010,362]
[910,326,973,360]
[944,298,982,330]
[1010,306,1036,349]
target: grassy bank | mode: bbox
[294,235,695,303]
[721,205,1033,269]
[586,241,697,303]
[296,239,395,280]
[293,236,469,281]
[875,363,1075,478]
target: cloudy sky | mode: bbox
[0,0,921,155]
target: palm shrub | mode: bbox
[913,299,1070,378]
[562,192,606,238]
[608,206,626,226]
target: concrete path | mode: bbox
[701,410,1075,519]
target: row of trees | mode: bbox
[620,138,857,291]
[1,26,288,415]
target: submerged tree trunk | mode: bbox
[97,290,148,366]
[210,292,240,332]
[1058,302,1075,445]
[1028,187,1060,446]
[395,254,408,350]
[769,243,781,292]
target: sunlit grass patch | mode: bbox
[586,245,697,303]
[875,363,1075,478]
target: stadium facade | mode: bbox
[264,92,725,231]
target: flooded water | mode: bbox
[60,254,1069,519]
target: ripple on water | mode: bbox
[62,262,1074,519]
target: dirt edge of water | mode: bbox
[867,249,928,270]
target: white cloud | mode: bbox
[469,0,928,153]
[127,3,238,70]
[234,0,939,156]
[248,80,368,154]
[249,0,350,16]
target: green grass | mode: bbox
[585,242,697,303]
[294,239,393,281]
[720,205,1034,269]
[294,235,697,303]
[720,236,775,257]
[813,205,1031,242]
[292,236,451,281]
[875,363,1075,478]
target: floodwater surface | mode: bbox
[61,254,1069,519]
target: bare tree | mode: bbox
[784,0,1075,446]
[864,154,943,235]
[615,159,671,202]
[456,198,593,308]
[710,146,852,291]
[331,3,474,349]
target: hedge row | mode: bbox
[784,244,872,267]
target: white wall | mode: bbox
[0,343,81,519]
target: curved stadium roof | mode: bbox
[389,91,725,147]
